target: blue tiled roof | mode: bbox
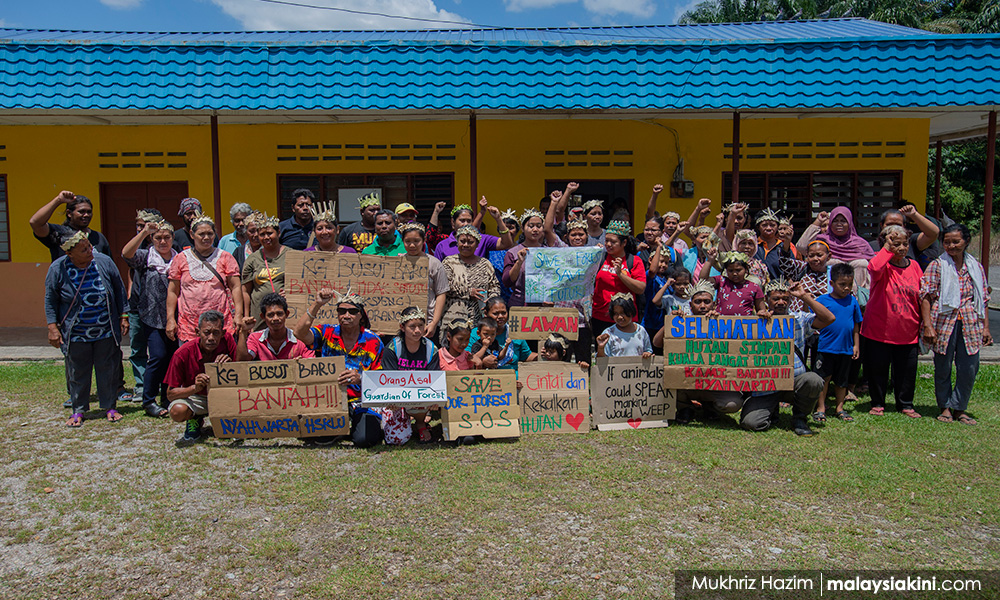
[1,20,998,112]
[0,19,933,45]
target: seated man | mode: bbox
[165,310,237,444]
[236,292,313,361]
[660,280,746,423]
[739,279,834,436]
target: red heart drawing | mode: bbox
[627,418,642,429]
[566,413,585,431]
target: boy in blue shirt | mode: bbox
[814,263,863,422]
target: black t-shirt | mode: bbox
[35,223,111,262]
[381,336,439,371]
[337,221,376,252]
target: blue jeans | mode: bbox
[129,312,148,396]
[933,321,980,412]
[143,325,178,407]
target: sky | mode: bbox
[0,0,701,33]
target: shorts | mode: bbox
[168,394,209,417]
[815,352,851,388]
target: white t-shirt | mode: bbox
[604,325,653,357]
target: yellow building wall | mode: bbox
[476,116,930,231]
[2,124,214,264]
[217,119,472,218]
[0,116,928,327]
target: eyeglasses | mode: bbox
[337,307,361,315]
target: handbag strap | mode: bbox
[192,249,227,288]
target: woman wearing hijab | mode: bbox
[920,223,991,425]
[798,206,874,291]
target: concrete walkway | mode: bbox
[6,313,1000,362]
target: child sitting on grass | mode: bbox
[596,293,653,358]
[813,263,863,423]
[539,332,589,369]
[438,318,474,371]
[470,317,513,369]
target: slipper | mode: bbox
[144,403,168,418]
[106,409,124,422]
[936,414,953,423]
[845,392,859,402]
[901,408,921,419]
[957,414,977,426]
[869,407,884,416]
[117,390,134,403]
[67,413,84,427]
[811,411,826,423]
[836,411,854,422]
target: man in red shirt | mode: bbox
[165,310,236,445]
[236,292,313,361]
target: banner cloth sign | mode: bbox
[662,315,795,392]
[284,250,429,335]
[206,357,348,439]
[524,246,603,307]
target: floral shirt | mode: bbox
[309,324,383,401]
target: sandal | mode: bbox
[956,413,977,426]
[901,408,922,419]
[117,390,134,403]
[936,414,954,423]
[66,413,84,427]
[106,409,124,422]
[811,411,826,423]
[144,403,168,418]
[868,407,884,416]
[835,411,854,422]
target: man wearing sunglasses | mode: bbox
[295,287,384,447]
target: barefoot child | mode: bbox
[596,293,653,358]
[813,263,863,422]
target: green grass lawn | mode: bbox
[1,361,998,599]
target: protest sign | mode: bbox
[284,250,429,335]
[524,246,603,306]
[206,357,348,439]
[591,357,675,430]
[662,315,795,392]
[358,370,447,411]
[517,362,589,434]
[441,370,519,441]
[508,307,580,341]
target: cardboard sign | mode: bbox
[358,370,447,411]
[591,356,675,430]
[524,246,604,305]
[284,250,429,335]
[206,357,348,439]
[508,307,581,341]
[517,362,589,434]
[662,315,795,392]
[441,370,519,441]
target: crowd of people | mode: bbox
[37,182,991,445]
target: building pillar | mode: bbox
[469,112,478,212]
[984,110,996,272]
[731,112,740,207]
[210,114,222,223]
[934,140,942,220]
